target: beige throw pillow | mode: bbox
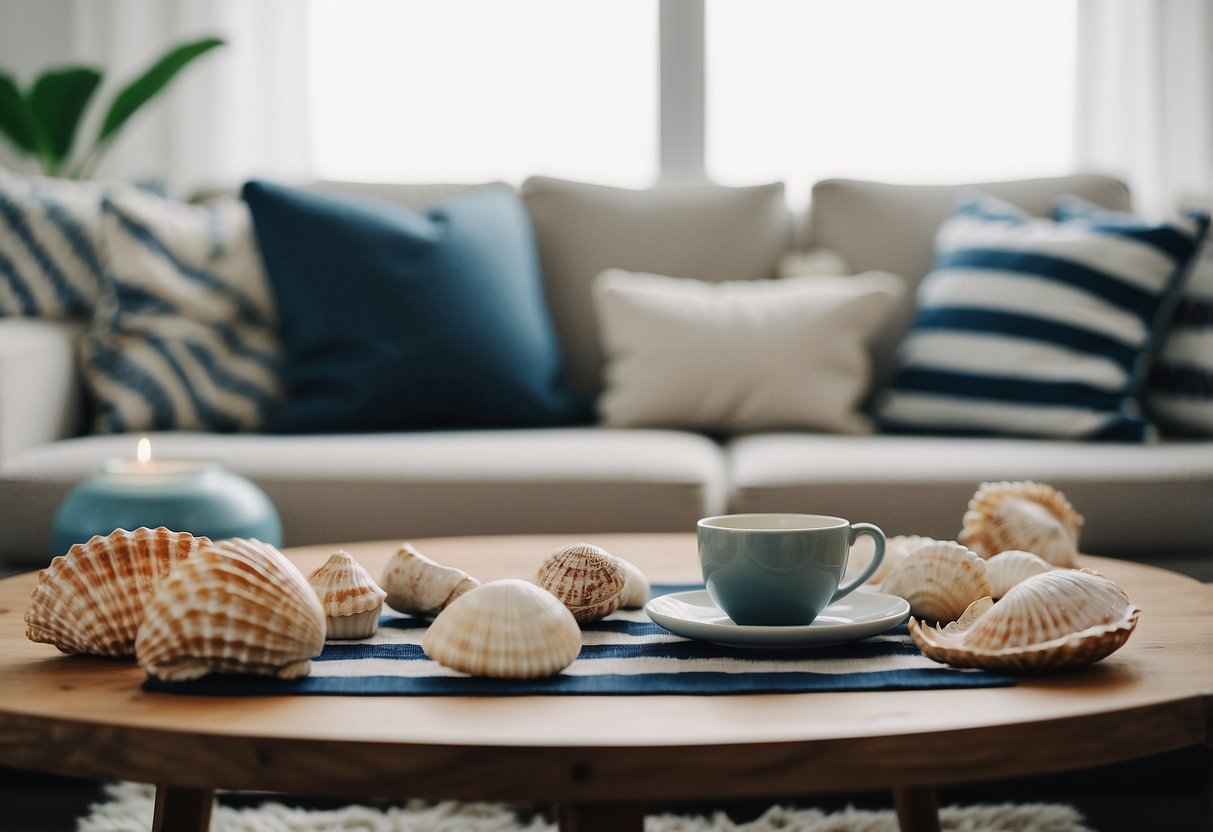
[592,269,904,433]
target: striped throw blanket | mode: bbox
[142,585,1013,695]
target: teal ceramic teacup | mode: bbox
[697,513,886,626]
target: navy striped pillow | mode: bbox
[874,194,1208,441]
[1144,238,1213,435]
[0,167,109,319]
[81,189,283,433]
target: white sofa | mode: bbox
[2,173,1210,577]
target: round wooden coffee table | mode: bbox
[0,533,1209,832]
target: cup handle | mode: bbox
[830,522,886,603]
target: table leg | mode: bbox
[152,784,214,832]
[555,801,645,832]
[893,785,941,832]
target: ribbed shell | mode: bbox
[960,481,1083,567]
[908,569,1139,673]
[135,538,326,681]
[535,543,627,623]
[879,540,990,623]
[615,555,650,609]
[381,543,479,617]
[875,535,939,584]
[25,527,209,657]
[422,579,582,678]
[985,550,1053,600]
[307,550,387,639]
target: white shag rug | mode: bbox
[78,782,1096,832]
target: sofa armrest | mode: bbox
[0,319,87,467]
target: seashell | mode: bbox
[422,579,582,678]
[875,535,940,584]
[25,527,209,657]
[613,555,650,608]
[960,481,1083,567]
[984,549,1053,600]
[307,550,387,639]
[879,540,990,623]
[908,568,1139,673]
[135,538,326,681]
[380,543,479,617]
[536,543,627,623]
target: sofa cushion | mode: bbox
[806,174,1133,389]
[0,428,726,563]
[242,180,590,433]
[873,194,1207,441]
[725,432,1213,557]
[0,167,111,319]
[1135,234,1213,437]
[593,269,903,432]
[521,176,792,395]
[80,188,282,434]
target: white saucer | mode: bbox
[644,589,910,649]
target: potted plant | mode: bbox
[0,36,224,179]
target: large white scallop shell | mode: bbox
[380,543,479,617]
[536,543,627,623]
[307,550,387,639]
[25,527,210,657]
[422,579,582,678]
[908,569,1139,673]
[879,540,990,623]
[960,481,1083,567]
[984,549,1053,600]
[135,538,327,680]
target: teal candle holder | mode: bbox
[51,457,282,555]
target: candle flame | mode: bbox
[136,437,152,464]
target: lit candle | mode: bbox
[101,436,214,480]
[51,437,282,555]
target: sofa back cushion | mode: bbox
[806,174,1132,389]
[522,176,793,396]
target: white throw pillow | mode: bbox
[592,269,904,433]
[81,188,283,433]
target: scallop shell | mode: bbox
[422,579,582,678]
[307,550,387,639]
[614,555,650,608]
[380,543,479,617]
[536,543,627,623]
[879,540,991,623]
[24,527,209,657]
[908,569,1139,673]
[984,549,1053,600]
[960,481,1083,567]
[135,538,326,681]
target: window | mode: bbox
[308,1,1077,198]
[308,0,658,186]
[706,0,1078,206]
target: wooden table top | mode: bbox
[0,533,1209,804]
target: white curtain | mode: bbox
[1075,0,1213,217]
[0,0,313,196]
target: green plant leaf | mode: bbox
[95,36,225,146]
[0,72,43,157]
[28,67,102,174]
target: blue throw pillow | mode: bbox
[874,193,1208,441]
[242,181,590,432]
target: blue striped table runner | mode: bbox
[142,585,1014,695]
